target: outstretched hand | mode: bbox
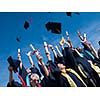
[77,30,81,36]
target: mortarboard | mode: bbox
[30,67,41,78]
[45,22,61,34]
[7,56,20,73]
[54,55,64,65]
[24,21,29,30]
[16,37,21,42]
[66,12,72,17]
[66,12,80,17]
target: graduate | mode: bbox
[77,30,100,64]
[26,51,42,87]
[30,43,62,87]
[73,48,98,86]
[18,48,41,87]
[40,42,61,86]
[7,55,24,87]
[59,33,79,72]
[7,65,22,87]
[48,42,86,86]
[44,42,71,87]
[77,31,100,68]
[30,43,55,87]
[77,31,100,86]
[53,44,87,87]
[59,33,95,86]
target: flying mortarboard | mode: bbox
[16,37,21,42]
[30,67,41,78]
[45,22,61,34]
[66,12,80,17]
[7,56,20,73]
[66,12,72,17]
[24,21,30,30]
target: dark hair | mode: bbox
[30,67,41,78]
[54,55,65,65]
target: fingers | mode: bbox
[77,30,81,36]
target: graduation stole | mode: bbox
[89,62,100,77]
[77,64,96,86]
[61,69,77,87]
[78,64,88,78]
[66,68,87,87]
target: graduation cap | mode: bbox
[54,55,65,65]
[66,12,72,17]
[7,56,20,73]
[24,21,30,30]
[45,22,61,34]
[30,67,41,78]
[16,37,21,42]
[66,12,80,17]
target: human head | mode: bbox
[54,55,65,70]
[29,73,40,87]
[57,63,66,70]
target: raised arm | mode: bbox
[55,45,63,57]
[30,44,49,76]
[66,31,73,49]
[88,43,98,58]
[44,42,52,61]
[48,44,57,58]
[77,30,84,41]
[26,51,35,68]
[17,49,23,70]
[8,66,13,86]
[78,32,98,58]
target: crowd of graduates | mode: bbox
[7,31,100,87]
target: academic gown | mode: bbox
[82,43,100,67]
[60,70,86,87]
[38,60,61,87]
[59,74,71,87]
[19,65,27,84]
[66,69,86,87]
[62,47,95,86]
[7,65,27,87]
[76,56,100,87]
[7,80,22,87]
[47,60,84,87]
[62,47,78,71]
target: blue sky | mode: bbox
[0,12,100,86]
